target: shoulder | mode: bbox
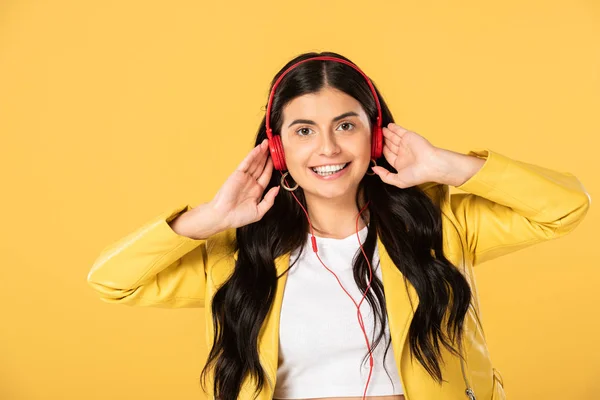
[417,181,450,208]
[206,227,237,258]
[204,227,238,284]
[416,181,466,257]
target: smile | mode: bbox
[309,162,351,179]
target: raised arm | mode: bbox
[449,149,591,266]
[86,204,213,308]
[86,138,281,307]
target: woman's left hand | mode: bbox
[371,122,441,188]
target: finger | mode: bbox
[373,166,410,188]
[383,143,397,165]
[257,155,274,189]
[256,186,280,219]
[383,127,402,147]
[248,139,269,178]
[236,140,265,172]
[387,122,409,137]
[383,129,400,153]
[371,166,396,186]
[249,139,269,177]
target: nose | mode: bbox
[318,131,341,157]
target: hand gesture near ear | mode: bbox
[371,122,440,188]
[169,139,280,240]
[371,122,486,188]
[210,139,280,229]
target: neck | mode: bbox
[304,190,369,239]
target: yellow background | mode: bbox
[0,1,598,399]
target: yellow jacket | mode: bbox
[87,149,590,400]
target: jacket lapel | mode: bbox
[257,237,420,393]
[255,251,291,392]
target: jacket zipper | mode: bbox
[450,218,480,400]
[470,303,486,339]
[459,353,476,400]
[460,310,483,400]
[461,300,493,399]
[458,301,491,400]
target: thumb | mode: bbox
[256,186,280,219]
[372,166,396,186]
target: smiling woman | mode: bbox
[87,51,590,400]
[279,88,374,208]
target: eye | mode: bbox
[337,122,355,131]
[296,127,313,136]
[295,122,355,137]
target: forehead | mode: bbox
[282,88,366,120]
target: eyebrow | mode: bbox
[286,111,360,128]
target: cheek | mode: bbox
[286,154,311,175]
[282,142,310,167]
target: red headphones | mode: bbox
[265,55,384,171]
[264,56,383,399]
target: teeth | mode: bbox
[311,163,347,174]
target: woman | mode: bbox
[87,51,590,400]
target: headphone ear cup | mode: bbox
[371,126,383,159]
[268,135,287,171]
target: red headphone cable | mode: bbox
[283,173,376,400]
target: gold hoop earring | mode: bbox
[280,171,299,191]
[366,159,378,176]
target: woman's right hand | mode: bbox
[208,138,280,230]
[169,139,280,240]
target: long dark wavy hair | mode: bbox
[199,51,473,400]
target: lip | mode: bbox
[309,162,351,180]
[309,162,350,168]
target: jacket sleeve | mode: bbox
[86,204,209,308]
[450,149,591,266]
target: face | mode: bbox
[279,86,372,201]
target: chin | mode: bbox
[312,183,360,200]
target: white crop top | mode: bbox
[273,226,404,399]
